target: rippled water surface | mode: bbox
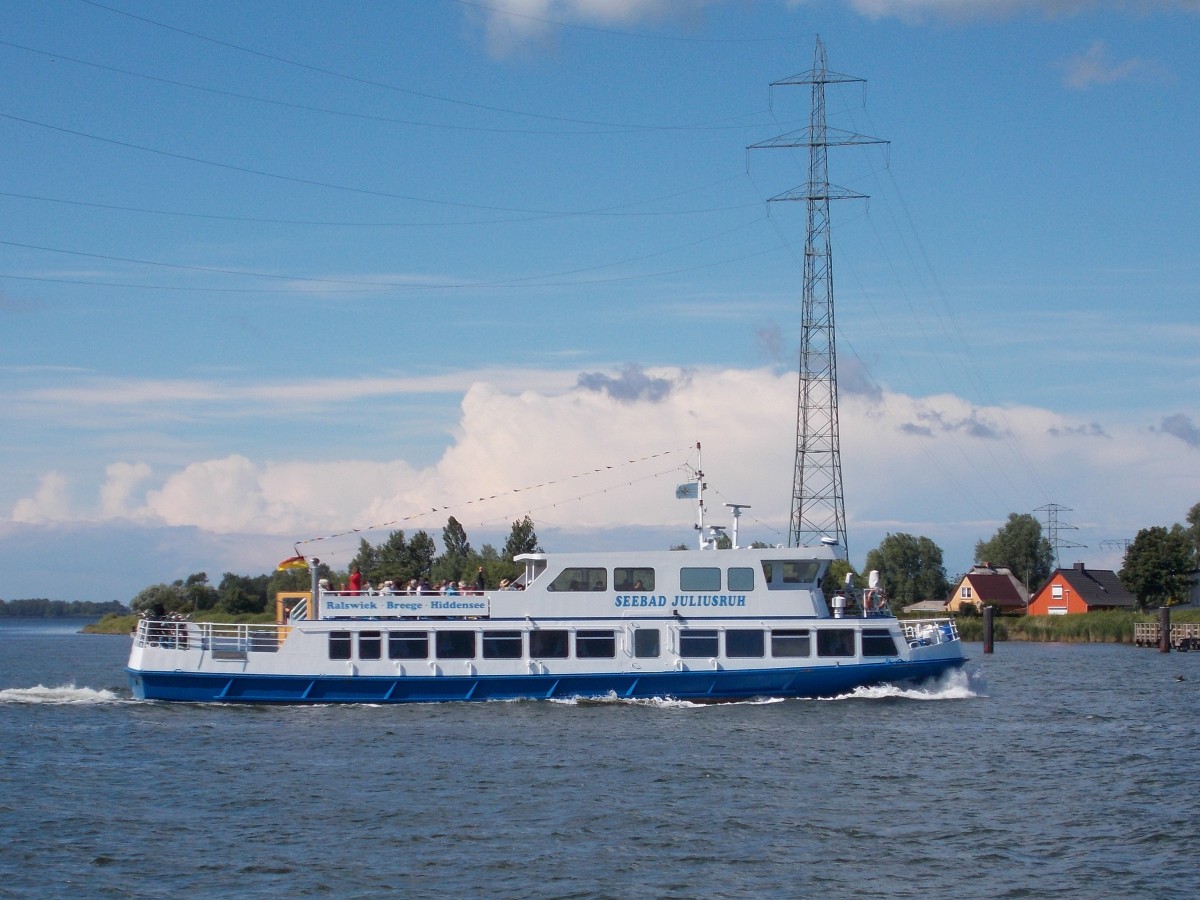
[1,619,1197,898]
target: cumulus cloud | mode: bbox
[8,366,1195,580]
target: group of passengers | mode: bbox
[320,566,521,597]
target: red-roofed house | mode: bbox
[1027,563,1137,615]
[947,563,1029,615]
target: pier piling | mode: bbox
[983,604,994,654]
[1159,606,1171,653]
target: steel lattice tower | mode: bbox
[749,38,885,551]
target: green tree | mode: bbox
[130,583,183,614]
[438,516,473,583]
[406,530,438,582]
[348,537,382,586]
[822,559,857,598]
[181,572,219,612]
[863,533,949,609]
[218,572,269,614]
[503,516,541,560]
[1120,524,1196,610]
[1187,501,1200,557]
[974,513,1054,590]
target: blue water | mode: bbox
[1,619,1197,898]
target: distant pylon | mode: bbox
[748,37,886,553]
[1036,503,1086,568]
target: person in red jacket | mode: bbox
[348,567,363,595]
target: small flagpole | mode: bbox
[695,441,705,550]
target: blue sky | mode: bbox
[2,0,1198,602]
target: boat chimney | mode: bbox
[724,503,751,549]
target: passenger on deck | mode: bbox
[475,566,486,592]
[443,581,459,596]
[349,567,363,595]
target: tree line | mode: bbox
[129,515,541,616]
[127,501,1199,617]
[857,500,1200,612]
[0,598,130,618]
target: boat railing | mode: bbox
[135,619,290,656]
[901,618,960,647]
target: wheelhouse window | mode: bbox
[680,567,720,592]
[328,631,352,660]
[727,567,755,591]
[615,567,655,591]
[548,567,608,592]
[358,631,382,660]
[482,630,522,659]
[817,629,856,658]
[771,629,811,658]
[529,630,569,659]
[575,630,616,659]
[763,560,821,589]
[679,629,719,658]
[388,632,428,660]
[725,629,765,658]
[436,631,476,659]
[633,628,660,658]
[861,628,899,658]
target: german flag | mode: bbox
[276,555,309,572]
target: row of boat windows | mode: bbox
[328,627,899,662]
[546,560,821,593]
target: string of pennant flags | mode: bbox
[286,445,697,559]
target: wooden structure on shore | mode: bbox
[1133,621,1200,651]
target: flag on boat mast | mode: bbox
[675,482,699,500]
[276,555,309,571]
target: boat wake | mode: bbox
[825,667,981,702]
[0,684,123,705]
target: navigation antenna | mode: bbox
[749,37,886,553]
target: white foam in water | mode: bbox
[0,684,122,705]
[826,667,981,701]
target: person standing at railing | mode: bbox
[349,567,363,595]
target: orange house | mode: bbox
[1027,563,1136,615]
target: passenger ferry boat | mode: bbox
[127,479,965,704]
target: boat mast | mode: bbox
[748,37,886,554]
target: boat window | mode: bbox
[575,630,616,659]
[817,629,856,658]
[529,629,569,659]
[771,629,811,658]
[633,628,660,658]
[615,567,655,591]
[547,567,608,592]
[435,631,476,659]
[861,628,899,658]
[679,629,719,658]
[763,560,821,589]
[680,567,721,591]
[727,567,754,591]
[358,630,382,660]
[328,631,351,660]
[725,629,765,658]
[388,632,428,660]
[482,630,522,659]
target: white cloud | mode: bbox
[7,367,1195,580]
[1060,39,1173,89]
[11,472,72,523]
[840,1,1200,22]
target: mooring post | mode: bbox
[1159,605,1171,653]
[983,604,994,654]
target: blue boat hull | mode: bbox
[127,657,964,704]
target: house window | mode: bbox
[960,585,973,599]
[1052,584,1064,600]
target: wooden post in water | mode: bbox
[1159,606,1171,653]
[983,604,995,654]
